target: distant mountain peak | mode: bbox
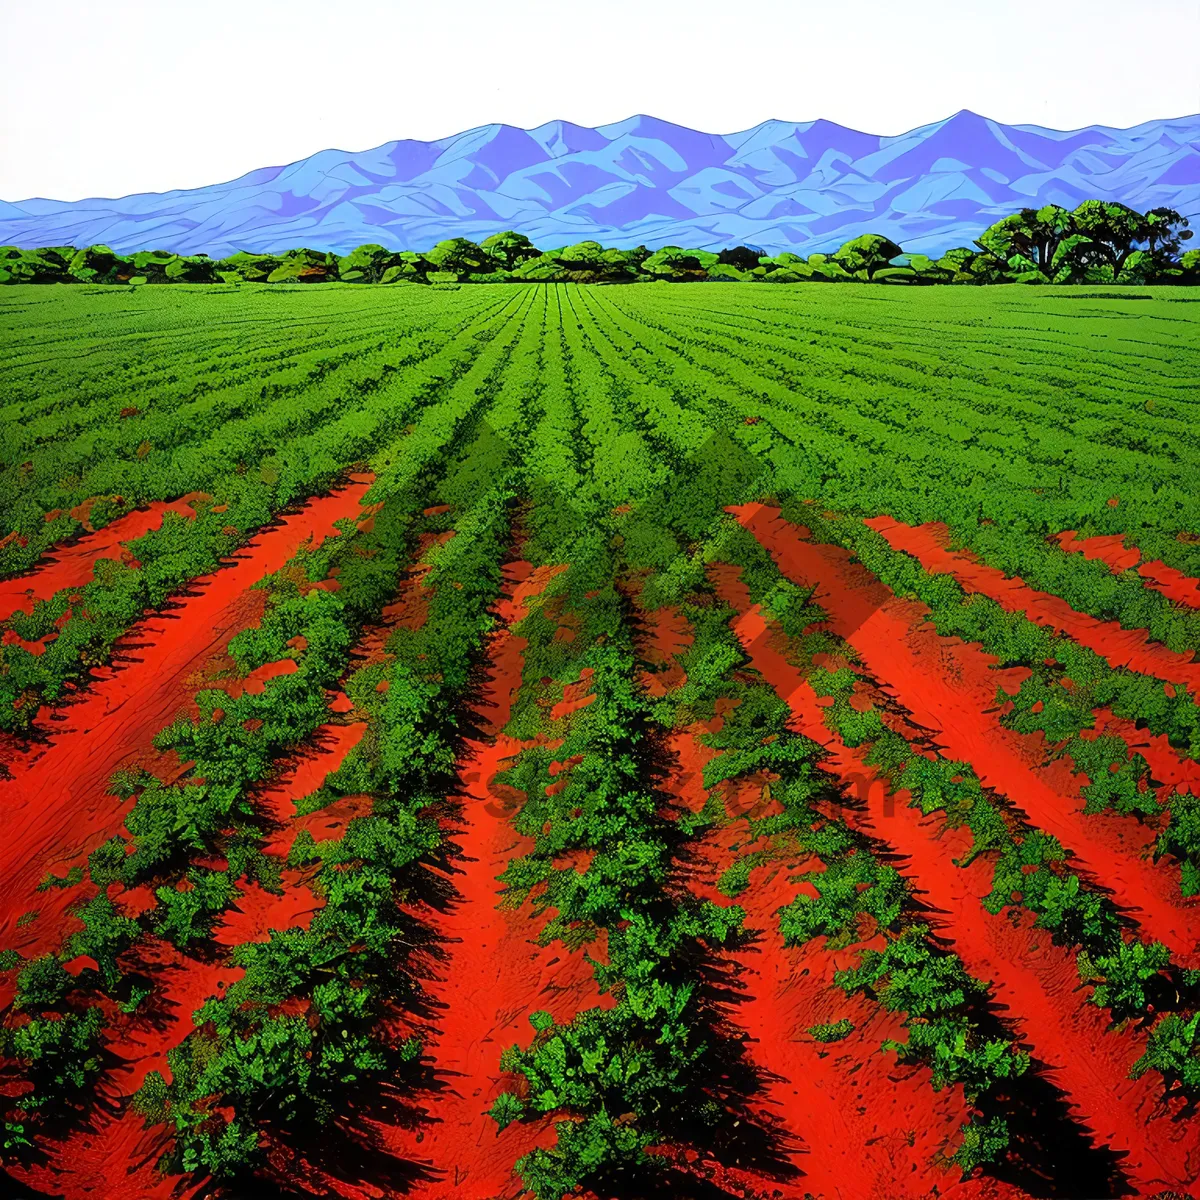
[2,111,1196,257]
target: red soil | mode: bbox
[866,516,1200,693]
[1056,531,1200,610]
[14,533,480,1198]
[1,630,48,656]
[6,698,369,1200]
[376,559,612,1198]
[1086,709,1200,798]
[218,656,300,699]
[634,601,692,696]
[712,570,1200,1195]
[0,494,213,623]
[259,722,370,856]
[0,480,373,960]
[1053,531,1142,576]
[345,530,457,675]
[550,667,595,721]
[635,598,993,1200]
[733,504,1200,964]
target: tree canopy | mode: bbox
[1,202,1195,288]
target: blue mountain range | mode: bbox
[3,111,1198,257]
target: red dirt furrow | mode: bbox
[735,503,1200,964]
[865,515,1200,692]
[1137,560,1200,611]
[713,573,1200,1195]
[1054,531,1143,576]
[0,479,373,957]
[1056,531,1200,611]
[5,702,366,1200]
[0,495,214,623]
[661,704,996,1199]
[8,539,465,1198]
[378,559,611,1199]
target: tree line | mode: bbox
[1,202,1195,286]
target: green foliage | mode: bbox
[952,1115,1011,1174]
[514,1110,657,1200]
[808,1018,855,1042]
[1157,793,1200,894]
[131,1069,170,1123]
[778,851,904,946]
[66,893,140,991]
[976,205,1074,280]
[67,245,122,284]
[266,248,337,283]
[151,869,238,947]
[1077,939,1171,1021]
[831,233,905,280]
[213,250,282,280]
[836,926,1028,1098]
[7,200,1194,290]
[641,245,719,281]
[489,1090,526,1130]
[2,1008,105,1094]
[424,237,495,278]
[335,243,398,283]
[1131,1012,1200,1091]
[36,866,84,891]
[128,250,215,283]
[14,955,73,1010]
[481,230,539,270]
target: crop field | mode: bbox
[2,280,1200,1200]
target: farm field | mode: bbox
[1,280,1200,1200]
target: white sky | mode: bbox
[3,0,1198,201]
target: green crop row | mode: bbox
[0,291,533,732]
[784,502,1200,895]
[0,357,531,1166]
[143,484,513,1177]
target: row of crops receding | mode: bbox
[2,282,1200,1199]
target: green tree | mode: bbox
[424,238,495,279]
[214,251,283,282]
[1145,207,1193,270]
[266,248,337,283]
[976,205,1073,280]
[126,252,214,284]
[935,246,1009,283]
[381,251,431,283]
[0,246,72,283]
[67,245,125,284]
[717,245,763,272]
[481,230,539,270]
[514,241,643,283]
[831,233,904,281]
[335,243,397,283]
[872,253,951,285]
[1067,200,1149,281]
[640,246,719,281]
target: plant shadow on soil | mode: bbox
[396,581,804,1200]
[642,729,808,1195]
[118,899,452,1199]
[856,830,1133,1199]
